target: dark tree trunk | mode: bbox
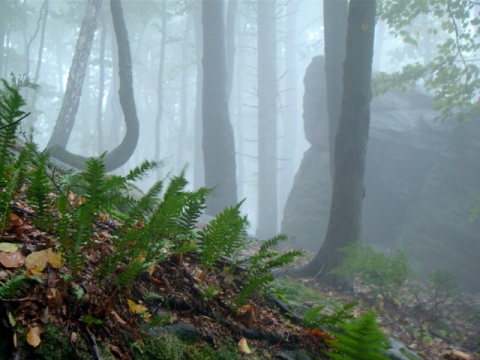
[49,0,140,172]
[154,0,167,181]
[323,0,348,181]
[256,0,278,238]
[202,0,237,216]
[292,0,376,287]
[46,0,102,149]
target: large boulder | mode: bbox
[281,57,480,291]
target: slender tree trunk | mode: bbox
[324,0,348,181]
[46,0,102,149]
[154,0,167,180]
[256,0,278,238]
[96,9,106,154]
[49,0,140,172]
[293,0,376,287]
[280,0,299,217]
[202,0,237,215]
[0,18,5,76]
[225,0,238,101]
[177,14,192,172]
[193,9,204,189]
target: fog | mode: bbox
[1,0,479,291]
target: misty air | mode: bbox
[0,0,478,359]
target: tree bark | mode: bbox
[46,0,102,149]
[323,0,348,181]
[154,0,167,180]
[292,0,376,287]
[49,0,140,172]
[202,0,237,216]
[256,0,278,239]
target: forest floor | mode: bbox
[0,195,479,359]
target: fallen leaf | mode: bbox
[26,326,43,347]
[0,242,20,252]
[0,250,25,268]
[237,337,252,354]
[25,248,63,272]
[111,310,127,325]
[127,299,150,318]
[236,304,256,327]
[71,332,78,344]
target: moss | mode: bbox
[135,333,241,360]
[33,324,91,360]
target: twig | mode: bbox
[85,326,103,360]
[0,112,31,131]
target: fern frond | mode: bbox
[325,311,390,360]
[198,200,249,267]
[0,274,27,299]
[177,187,209,232]
[125,160,158,182]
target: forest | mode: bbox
[0,0,479,359]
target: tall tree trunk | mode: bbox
[177,14,192,172]
[46,0,102,149]
[324,0,348,181]
[256,0,278,238]
[49,0,140,172]
[202,0,237,216]
[96,9,106,154]
[154,0,167,181]
[280,0,299,216]
[293,0,376,287]
[225,0,238,101]
[193,9,204,189]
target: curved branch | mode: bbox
[49,0,139,172]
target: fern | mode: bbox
[235,235,303,305]
[303,302,356,331]
[197,200,249,268]
[26,144,53,225]
[0,274,27,299]
[0,77,30,222]
[325,311,390,360]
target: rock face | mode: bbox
[282,56,480,291]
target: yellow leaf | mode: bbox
[25,248,63,272]
[26,326,43,347]
[0,242,19,252]
[46,248,63,269]
[237,337,252,354]
[8,312,16,326]
[127,299,149,317]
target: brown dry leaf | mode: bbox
[111,310,128,325]
[237,337,252,354]
[236,304,256,327]
[8,213,23,228]
[0,242,20,252]
[0,251,25,268]
[26,326,43,347]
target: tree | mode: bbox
[323,0,348,180]
[202,0,238,216]
[46,0,102,150]
[293,0,377,286]
[256,0,278,239]
[154,0,167,181]
[375,0,480,120]
[48,0,140,172]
